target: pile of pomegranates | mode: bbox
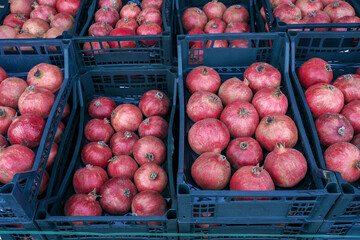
[297,58,360,183]
[65,90,171,220]
[181,0,252,49]
[260,0,360,31]
[82,0,165,55]
[0,63,69,196]
[0,0,82,40]
[186,64,308,196]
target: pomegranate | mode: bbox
[0,106,17,135]
[54,121,64,143]
[230,165,275,200]
[15,33,36,50]
[284,18,305,31]
[244,62,281,93]
[187,28,205,48]
[218,77,253,105]
[131,191,167,220]
[38,170,49,195]
[73,165,109,194]
[100,177,137,215]
[139,90,170,118]
[3,13,28,30]
[295,0,323,16]
[88,96,116,119]
[186,91,223,122]
[30,4,57,22]
[138,116,169,139]
[27,63,63,93]
[220,100,259,138]
[38,0,57,8]
[56,0,81,16]
[186,66,221,94]
[341,100,360,133]
[110,130,139,156]
[99,0,122,11]
[333,74,360,103]
[0,26,18,39]
[81,141,112,168]
[115,18,138,32]
[204,18,226,34]
[43,27,63,39]
[46,142,57,170]
[191,152,231,190]
[321,0,344,6]
[134,162,168,193]
[137,8,162,26]
[84,118,114,143]
[50,12,74,31]
[188,118,230,154]
[315,113,354,146]
[357,68,360,75]
[226,137,263,169]
[82,41,110,55]
[95,7,119,27]
[64,192,102,221]
[181,7,207,31]
[352,133,360,149]
[189,43,204,63]
[141,0,163,11]
[0,134,8,147]
[88,22,113,36]
[223,4,249,24]
[136,22,163,46]
[133,136,166,165]
[205,39,228,48]
[297,58,333,89]
[0,77,28,108]
[18,85,55,118]
[303,11,331,31]
[324,1,355,22]
[111,104,142,132]
[332,16,360,31]
[120,2,141,20]
[273,3,302,22]
[252,87,288,118]
[21,18,50,37]
[10,0,33,17]
[107,155,138,179]
[255,115,298,151]
[0,67,7,83]
[61,102,70,120]
[108,28,136,49]
[0,144,34,184]
[224,21,251,33]
[264,142,307,187]
[269,0,296,9]
[203,0,226,19]
[305,83,344,118]
[324,142,360,182]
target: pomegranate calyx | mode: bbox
[344,74,352,80]
[325,64,332,72]
[98,141,107,147]
[211,23,218,28]
[124,131,132,138]
[145,20,152,25]
[130,2,137,6]
[265,115,274,124]
[88,189,101,200]
[94,100,101,107]
[240,141,249,150]
[202,67,208,75]
[220,154,227,161]
[149,172,158,180]
[27,85,37,91]
[235,4,242,9]
[332,1,339,7]
[10,113,18,122]
[244,78,250,86]
[256,64,265,73]
[109,156,118,162]
[197,9,203,14]
[145,153,154,161]
[16,14,25,19]
[124,188,130,197]
[288,2,295,7]
[327,85,334,91]
[104,118,110,124]
[34,69,43,78]
[273,87,283,98]
[85,164,93,167]
[123,17,129,23]
[0,109,6,117]
[209,95,219,103]
[356,161,360,171]
[338,126,346,135]
[275,142,286,151]
[212,0,218,2]
[238,108,251,118]
[143,118,150,125]
[32,1,39,8]
[155,92,164,100]
[251,164,263,176]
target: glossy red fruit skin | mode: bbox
[120,2,141,20]
[136,22,163,46]
[84,118,114,143]
[99,177,137,215]
[21,18,50,37]
[252,88,288,119]
[134,162,168,193]
[332,16,360,31]
[73,165,109,194]
[88,22,113,36]
[56,0,81,17]
[111,104,143,132]
[218,77,253,105]
[54,121,65,143]
[0,67,7,83]
[226,137,263,169]
[324,142,360,183]
[133,136,166,165]
[324,1,355,22]
[95,7,119,27]
[82,42,110,55]
[255,115,298,151]
[352,133,360,149]
[139,90,170,118]
[303,11,331,31]
[0,134,8,148]
[204,18,226,34]
[203,0,226,19]
[0,106,17,135]
[186,66,221,94]
[110,130,139,156]
[138,116,168,139]
[108,28,136,49]
[81,141,112,168]
[224,21,251,33]
[0,77,28,109]
[187,28,205,48]
[230,165,275,200]
[27,63,64,93]
[115,18,138,32]
[305,83,344,118]
[99,0,122,11]
[295,0,323,16]
[64,193,102,221]
[223,4,249,24]
[333,74,360,103]
[4,13,28,29]
[273,2,302,22]
[137,8,162,26]
[88,96,116,119]
[264,143,307,187]
[107,155,138,179]
[244,62,281,93]
[181,7,208,31]
[142,0,163,11]
[8,114,45,149]
[220,100,259,138]
[191,152,231,190]
[31,4,57,23]
[188,118,230,155]
[46,142,57,170]
[341,100,360,133]
[315,113,354,146]
[50,12,74,31]
[186,91,223,122]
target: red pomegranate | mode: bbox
[231,40,249,48]
[188,118,230,154]
[0,26,18,39]
[244,62,281,93]
[341,100,360,133]
[252,87,288,118]
[54,121,64,143]
[88,22,113,36]
[133,136,166,165]
[0,77,28,108]
[110,130,139,156]
[43,27,63,39]
[107,155,138,179]
[324,142,360,183]
[269,0,296,9]
[324,1,355,22]
[131,191,167,222]
[108,27,136,49]
[181,7,207,31]
[46,142,57,170]
[95,7,119,27]
[120,2,141,20]
[137,8,162,26]
[0,67,7,83]
[56,0,81,17]
[332,16,360,31]
[21,18,50,37]
[189,42,204,63]
[82,42,110,55]
[273,3,302,22]
[111,104,143,132]
[84,118,114,143]
[30,4,57,22]
[352,133,360,149]
[138,116,169,139]
[223,4,249,24]
[297,58,333,89]
[73,165,109,194]
[218,77,253,105]
[191,152,231,190]
[139,90,170,118]
[50,12,74,31]
[64,192,102,221]
[315,113,354,146]
[187,28,205,48]
[333,74,360,103]
[115,18,138,32]
[3,13,28,30]
[10,0,33,17]
[136,22,163,46]
[38,0,57,8]
[186,91,223,122]
[303,11,331,31]
[14,33,36,50]
[204,18,226,34]
[61,102,70,120]
[88,96,116,119]
[81,141,113,168]
[141,0,163,11]
[203,0,226,19]
[205,39,228,48]
[27,63,63,93]
[99,0,122,11]
[295,0,323,16]
[0,106,17,135]
[224,21,251,33]
[255,115,298,151]
[0,134,7,147]
[186,66,221,94]
[134,163,168,193]
[321,0,344,6]
[226,137,263,169]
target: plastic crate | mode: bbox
[317,220,360,236]
[72,0,173,68]
[35,67,178,240]
[177,32,340,227]
[256,0,360,32]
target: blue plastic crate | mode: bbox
[289,31,360,223]
[317,220,360,236]
[35,67,178,240]
[176,32,340,225]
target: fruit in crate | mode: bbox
[138,116,169,139]
[30,4,57,23]
[50,13,75,31]
[88,22,113,36]
[84,118,114,143]
[252,87,288,118]
[64,192,102,221]
[133,136,166,165]
[244,62,281,93]
[73,165,109,194]
[88,96,116,119]
[110,130,139,156]
[142,0,163,11]
[131,190,167,220]
[218,77,253,105]
[186,91,223,122]
[297,58,333,88]
[81,141,112,168]
[181,7,208,31]
[107,155,138,179]
[226,137,263,169]
[134,163,168,193]
[186,66,221,94]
